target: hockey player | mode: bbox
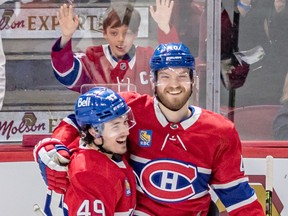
[52,1,178,95]
[35,43,265,215]
[35,87,137,216]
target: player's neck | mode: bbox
[159,102,191,123]
[86,143,113,158]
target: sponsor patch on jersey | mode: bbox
[125,178,131,196]
[138,130,152,147]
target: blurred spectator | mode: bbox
[191,0,262,108]
[273,72,288,140]
[220,4,250,90]
[220,0,288,106]
[172,1,250,91]
[235,0,269,52]
[263,0,288,77]
[172,1,251,107]
[170,0,205,56]
[51,1,178,95]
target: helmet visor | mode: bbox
[92,107,136,137]
[155,67,193,86]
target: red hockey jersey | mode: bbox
[64,147,136,216]
[121,92,264,216]
[53,92,264,216]
[51,27,179,95]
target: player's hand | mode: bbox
[57,3,79,47]
[33,138,71,194]
[150,0,174,34]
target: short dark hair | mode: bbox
[80,125,95,144]
[102,3,141,34]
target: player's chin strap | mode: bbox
[93,138,113,155]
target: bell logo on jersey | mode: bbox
[139,130,152,147]
[77,97,91,107]
[140,159,197,202]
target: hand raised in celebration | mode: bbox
[57,3,79,48]
[150,0,174,34]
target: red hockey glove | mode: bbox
[33,138,71,194]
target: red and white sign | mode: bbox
[0,111,72,143]
[0,7,149,38]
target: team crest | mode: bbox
[140,159,197,202]
[120,62,127,70]
[139,130,152,147]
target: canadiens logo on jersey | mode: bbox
[139,130,152,147]
[119,62,127,70]
[139,159,197,202]
[125,178,131,196]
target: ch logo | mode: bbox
[140,159,197,202]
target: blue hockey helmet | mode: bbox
[150,43,195,81]
[75,87,132,129]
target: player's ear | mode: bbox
[88,128,101,139]
[191,77,195,86]
[89,128,102,144]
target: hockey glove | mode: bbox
[34,138,71,194]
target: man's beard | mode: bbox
[155,86,192,111]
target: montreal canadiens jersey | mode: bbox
[64,147,136,216]
[119,92,264,216]
[51,27,179,95]
[52,93,264,216]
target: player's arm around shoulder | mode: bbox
[119,91,142,103]
[119,91,154,116]
[52,114,81,148]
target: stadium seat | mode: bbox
[225,105,282,140]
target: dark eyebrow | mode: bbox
[179,70,190,74]
[158,71,170,75]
